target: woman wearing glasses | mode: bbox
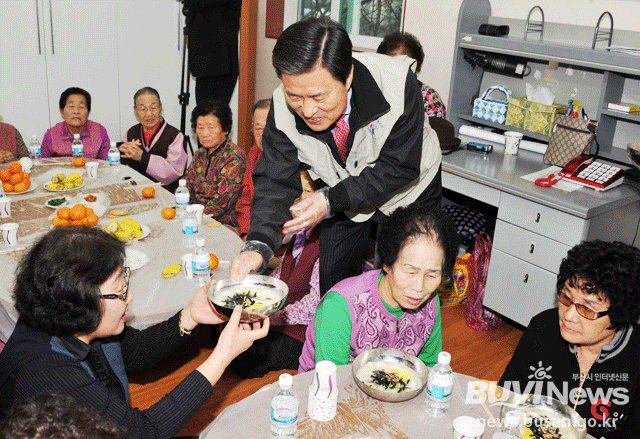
[120,87,187,194]
[499,240,640,439]
[0,227,269,439]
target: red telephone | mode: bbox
[536,154,625,191]
[559,154,595,177]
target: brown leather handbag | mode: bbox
[543,114,599,167]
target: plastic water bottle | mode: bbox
[270,373,298,438]
[493,411,521,439]
[192,237,210,286]
[425,351,453,417]
[29,135,41,163]
[71,133,83,158]
[182,205,198,249]
[175,179,190,218]
[108,142,121,166]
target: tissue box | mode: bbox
[505,97,568,137]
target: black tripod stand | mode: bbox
[179,24,195,157]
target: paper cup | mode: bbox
[308,360,338,421]
[192,204,205,225]
[181,253,193,279]
[0,197,11,218]
[0,222,19,246]
[504,131,523,155]
[452,416,484,439]
[85,161,99,179]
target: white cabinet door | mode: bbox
[43,0,120,140]
[0,0,51,140]
[116,0,184,140]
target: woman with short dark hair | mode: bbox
[185,99,246,225]
[500,240,640,439]
[0,227,269,439]
[298,203,459,372]
[41,87,110,159]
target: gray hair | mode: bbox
[133,87,161,106]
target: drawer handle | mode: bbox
[523,274,529,283]
[535,213,541,223]
[530,243,535,253]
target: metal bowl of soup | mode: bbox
[207,275,288,323]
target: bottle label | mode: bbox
[427,375,453,400]
[175,193,189,207]
[108,152,120,164]
[271,407,297,426]
[192,256,210,275]
[182,220,198,235]
[72,145,83,156]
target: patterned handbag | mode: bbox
[472,85,511,124]
[543,114,599,167]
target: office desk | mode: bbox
[442,138,640,326]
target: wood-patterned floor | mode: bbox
[127,304,524,437]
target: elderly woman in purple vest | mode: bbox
[119,87,187,194]
[298,203,459,372]
[41,87,110,160]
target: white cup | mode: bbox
[85,161,99,179]
[0,197,11,218]
[504,131,523,155]
[0,222,19,246]
[181,253,193,279]
[452,416,485,439]
[192,204,205,225]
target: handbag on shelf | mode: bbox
[472,85,512,125]
[543,114,600,167]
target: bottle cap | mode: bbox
[279,373,292,389]
[504,410,521,428]
[186,205,194,212]
[31,134,38,139]
[110,141,117,147]
[73,133,80,139]
[437,351,451,365]
[196,237,205,247]
[179,179,186,186]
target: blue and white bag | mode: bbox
[472,86,511,124]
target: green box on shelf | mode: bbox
[505,97,569,137]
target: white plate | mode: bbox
[138,224,150,240]
[9,182,38,195]
[100,220,150,241]
[43,181,85,192]
[125,248,150,270]
[44,196,70,208]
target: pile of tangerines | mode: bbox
[52,204,100,228]
[1,162,31,193]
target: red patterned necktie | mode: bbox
[333,114,349,161]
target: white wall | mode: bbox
[255,0,640,106]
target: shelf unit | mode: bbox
[448,0,640,165]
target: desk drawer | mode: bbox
[493,220,571,273]
[498,193,586,246]
[484,249,558,327]
[442,171,501,207]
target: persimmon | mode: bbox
[13,182,27,193]
[0,169,11,182]
[9,173,22,185]
[9,162,21,174]
[2,182,14,192]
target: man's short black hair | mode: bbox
[377,31,425,73]
[557,240,640,330]
[13,227,125,337]
[191,99,233,133]
[251,98,271,115]
[59,87,92,112]
[377,203,459,282]
[272,17,353,84]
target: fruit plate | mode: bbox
[44,196,70,208]
[99,219,151,241]
[9,182,38,195]
[44,181,85,192]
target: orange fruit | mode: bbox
[72,157,86,167]
[58,219,71,227]
[86,213,99,227]
[52,217,62,227]
[9,173,22,185]
[57,207,71,220]
[209,253,219,270]
[161,207,176,219]
[85,207,94,216]
[71,219,84,226]
[70,204,87,220]
[23,179,31,189]
[0,169,10,182]
[13,182,27,193]
[9,162,21,174]
[142,187,155,198]
[2,182,14,192]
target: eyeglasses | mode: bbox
[135,105,160,113]
[100,267,131,301]
[558,291,610,320]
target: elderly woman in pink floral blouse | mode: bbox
[185,99,246,225]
